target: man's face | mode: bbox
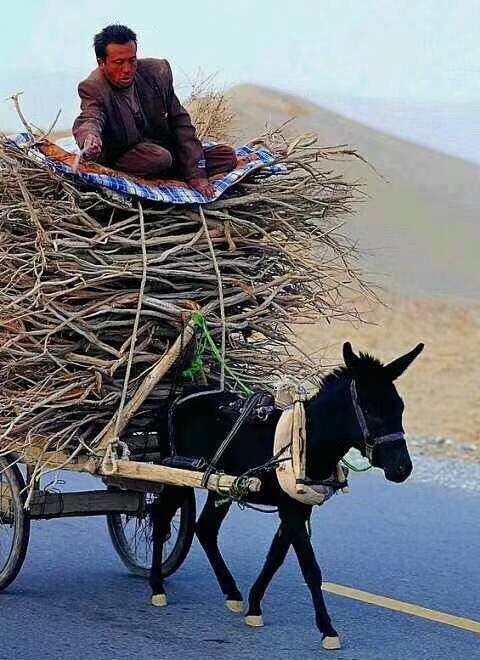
[99,41,138,88]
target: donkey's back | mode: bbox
[170,388,281,480]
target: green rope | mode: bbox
[182,312,253,396]
[182,355,205,382]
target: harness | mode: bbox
[200,391,266,488]
[274,399,349,506]
[165,377,404,506]
[349,380,405,462]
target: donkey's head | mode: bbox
[343,341,424,483]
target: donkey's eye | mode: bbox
[363,397,390,419]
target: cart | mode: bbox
[0,320,261,591]
[0,430,261,591]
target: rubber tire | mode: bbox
[107,487,196,578]
[0,457,31,592]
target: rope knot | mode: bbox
[274,378,308,409]
[101,438,130,475]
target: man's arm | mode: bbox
[72,81,106,158]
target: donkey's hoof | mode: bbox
[151,593,168,607]
[245,614,264,627]
[322,635,342,650]
[226,599,244,613]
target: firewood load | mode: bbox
[0,97,372,471]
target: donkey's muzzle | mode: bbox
[385,459,413,483]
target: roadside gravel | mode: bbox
[410,452,480,493]
[349,437,479,493]
[408,435,479,462]
[406,435,479,493]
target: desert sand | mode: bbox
[228,85,479,453]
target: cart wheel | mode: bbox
[0,457,30,591]
[107,487,196,578]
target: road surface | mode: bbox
[1,464,478,660]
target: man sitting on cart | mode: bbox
[73,24,237,198]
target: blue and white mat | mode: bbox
[8,133,287,205]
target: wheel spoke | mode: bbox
[107,489,195,579]
[113,493,182,571]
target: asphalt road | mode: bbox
[1,466,478,660]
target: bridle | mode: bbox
[349,380,405,463]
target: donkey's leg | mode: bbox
[149,485,186,607]
[195,491,243,612]
[245,522,291,627]
[289,511,341,650]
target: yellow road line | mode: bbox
[322,582,480,635]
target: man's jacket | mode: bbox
[72,58,205,180]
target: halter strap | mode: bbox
[349,380,404,462]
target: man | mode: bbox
[73,25,237,198]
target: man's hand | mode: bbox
[83,133,102,161]
[189,178,216,199]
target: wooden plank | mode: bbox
[8,446,262,495]
[28,490,142,519]
[102,476,165,494]
[8,447,98,473]
[105,459,262,493]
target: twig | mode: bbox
[7,92,35,135]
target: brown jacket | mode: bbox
[72,58,205,180]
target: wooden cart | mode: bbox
[0,318,262,590]
[0,432,261,591]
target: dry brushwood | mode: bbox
[185,74,235,143]
[0,121,374,478]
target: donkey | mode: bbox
[150,341,424,650]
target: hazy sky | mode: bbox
[3,0,477,101]
[0,0,477,161]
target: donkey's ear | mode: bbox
[343,342,361,372]
[384,343,424,381]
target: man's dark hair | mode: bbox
[94,24,137,60]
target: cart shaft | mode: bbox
[8,446,262,495]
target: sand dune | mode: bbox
[229,84,479,300]
[228,85,479,449]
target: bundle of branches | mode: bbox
[0,122,371,467]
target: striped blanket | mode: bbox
[9,133,286,205]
